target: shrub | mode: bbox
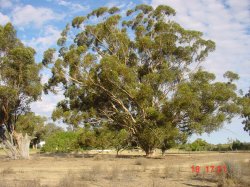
[232,140,250,150]
[42,131,80,153]
[189,138,211,151]
[217,160,242,186]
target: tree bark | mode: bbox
[116,149,120,157]
[161,149,166,156]
[15,133,31,159]
[2,140,20,159]
[145,149,154,157]
[1,132,31,159]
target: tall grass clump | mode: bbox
[217,160,242,187]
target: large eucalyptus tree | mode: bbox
[43,4,242,156]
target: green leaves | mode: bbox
[43,4,243,155]
[42,131,80,153]
[223,71,240,83]
[0,23,42,133]
[72,16,86,28]
[108,7,120,14]
[42,48,56,66]
[153,5,176,18]
[241,89,250,135]
[135,4,153,14]
[88,7,109,18]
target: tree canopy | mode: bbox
[0,23,43,134]
[43,4,242,155]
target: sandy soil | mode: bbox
[0,151,249,187]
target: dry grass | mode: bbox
[81,164,102,181]
[216,160,250,187]
[161,165,174,179]
[120,167,137,180]
[105,165,120,180]
[0,152,249,187]
[134,157,146,165]
[93,154,103,161]
[0,179,41,187]
[58,171,76,187]
[0,168,15,177]
[151,179,168,187]
[134,157,149,172]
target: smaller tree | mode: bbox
[232,139,242,150]
[190,138,210,151]
[43,123,64,141]
[42,131,79,153]
[95,127,113,151]
[110,129,129,156]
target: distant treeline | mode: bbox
[179,138,250,151]
[40,128,250,154]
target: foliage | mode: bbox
[94,126,113,150]
[232,139,250,150]
[218,160,242,186]
[15,112,46,145]
[189,138,211,151]
[110,129,129,155]
[241,89,250,135]
[0,23,42,134]
[42,131,79,153]
[77,126,96,149]
[180,139,250,151]
[43,4,242,155]
[179,138,211,151]
[15,112,63,146]
[159,124,181,154]
[77,126,129,153]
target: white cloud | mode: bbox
[56,0,89,13]
[12,4,63,28]
[0,12,10,25]
[24,25,61,52]
[151,0,250,91]
[0,0,12,9]
[31,92,64,117]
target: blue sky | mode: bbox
[0,0,249,144]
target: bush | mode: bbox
[232,140,250,150]
[180,139,212,151]
[190,139,211,151]
[217,160,242,186]
[42,131,79,153]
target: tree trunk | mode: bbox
[116,149,120,157]
[1,132,31,159]
[15,133,31,159]
[161,149,166,156]
[145,149,154,157]
[2,140,20,159]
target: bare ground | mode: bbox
[0,151,249,187]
